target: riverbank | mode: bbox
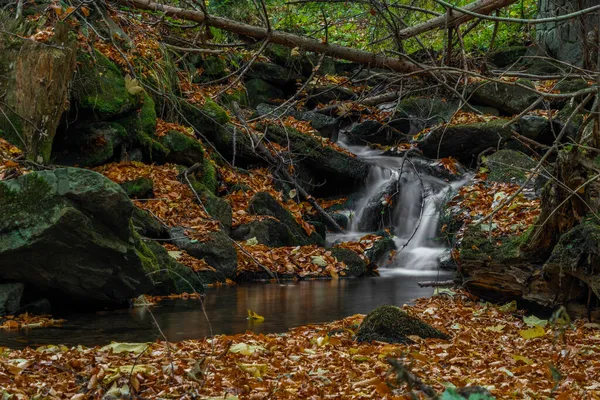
[1,292,596,399]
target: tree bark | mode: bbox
[119,0,420,73]
[397,0,518,40]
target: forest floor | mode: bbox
[1,292,598,399]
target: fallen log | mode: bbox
[118,0,419,73]
[418,280,454,288]
[397,0,519,40]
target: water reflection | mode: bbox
[0,274,450,349]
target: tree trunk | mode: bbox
[0,22,77,163]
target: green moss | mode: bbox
[120,177,153,199]
[221,89,249,109]
[133,231,160,273]
[459,224,523,261]
[161,130,203,153]
[199,157,217,193]
[0,173,55,232]
[331,247,365,277]
[356,305,448,344]
[202,98,230,125]
[73,50,138,119]
[485,150,536,184]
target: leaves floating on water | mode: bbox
[247,309,264,322]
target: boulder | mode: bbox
[144,241,212,291]
[365,236,396,265]
[346,120,408,146]
[260,124,369,196]
[356,179,399,232]
[331,247,367,277]
[17,298,52,316]
[418,119,513,166]
[158,131,205,166]
[132,207,168,239]
[248,192,323,246]
[120,177,153,199]
[245,79,285,107]
[467,79,539,115]
[0,168,157,307]
[255,103,340,139]
[193,55,229,81]
[201,191,233,232]
[486,46,528,68]
[231,218,298,247]
[0,283,24,316]
[247,62,301,87]
[169,227,237,279]
[71,50,140,120]
[484,150,536,185]
[356,305,448,343]
[396,97,459,134]
[517,115,556,145]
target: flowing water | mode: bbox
[0,136,461,348]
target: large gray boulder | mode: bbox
[0,168,157,306]
[418,119,513,166]
[467,80,539,115]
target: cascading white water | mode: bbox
[330,135,467,274]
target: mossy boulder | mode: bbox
[230,218,299,247]
[0,168,157,307]
[419,119,513,166]
[201,191,233,232]
[467,79,538,115]
[120,177,154,199]
[158,130,205,166]
[346,120,407,146]
[486,46,528,68]
[181,99,230,136]
[484,150,536,185]
[245,79,285,107]
[144,241,210,293]
[132,207,168,239]
[255,103,339,138]
[248,192,323,246]
[396,97,459,134]
[72,50,140,120]
[331,247,367,277]
[356,305,448,343]
[185,158,218,194]
[193,55,229,81]
[247,62,301,87]
[169,227,237,279]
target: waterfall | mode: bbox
[330,135,467,274]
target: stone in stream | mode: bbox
[346,120,409,146]
[169,227,238,280]
[356,305,448,343]
[0,168,175,308]
[418,119,513,166]
[0,283,24,316]
[330,248,367,278]
[247,192,324,246]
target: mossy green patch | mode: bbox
[459,224,523,261]
[0,173,55,232]
[120,177,153,199]
[485,150,536,184]
[356,305,448,344]
[73,50,139,119]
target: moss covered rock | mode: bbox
[468,79,538,115]
[356,305,448,343]
[120,177,154,199]
[485,150,536,185]
[245,79,285,107]
[331,247,367,277]
[169,227,237,279]
[72,50,140,120]
[248,192,323,246]
[419,119,513,166]
[158,130,205,166]
[231,219,304,248]
[0,168,157,307]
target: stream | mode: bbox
[0,135,461,349]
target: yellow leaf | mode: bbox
[511,354,534,365]
[81,7,90,17]
[124,75,144,95]
[237,363,268,378]
[485,324,505,332]
[499,300,517,313]
[229,343,265,355]
[247,309,264,322]
[519,326,545,339]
